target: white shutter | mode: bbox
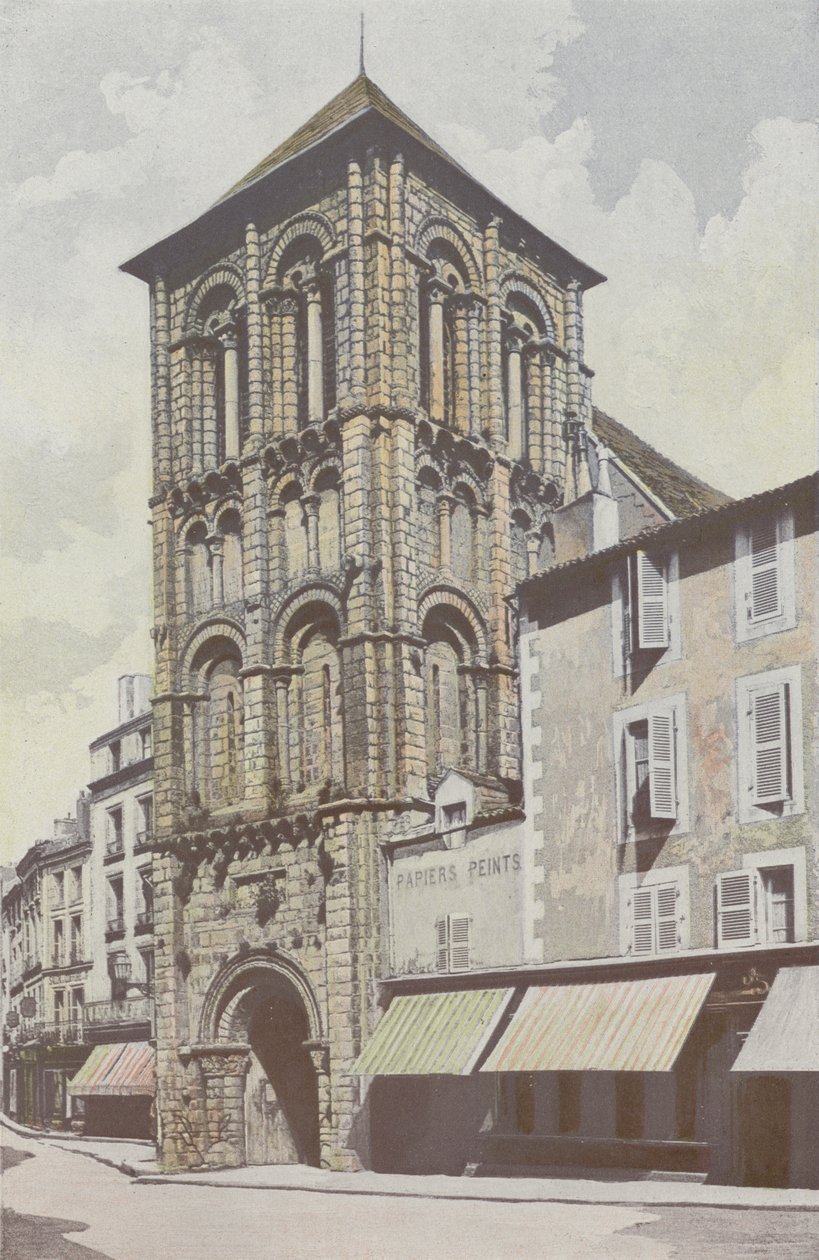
[435,918,449,971]
[716,870,758,948]
[748,518,782,622]
[750,684,789,805]
[449,914,470,972]
[648,708,677,819]
[656,884,679,952]
[636,551,670,649]
[631,888,654,955]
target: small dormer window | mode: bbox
[442,802,467,829]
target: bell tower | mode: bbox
[123,72,604,1171]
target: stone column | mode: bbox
[427,282,447,423]
[273,672,291,797]
[437,495,452,569]
[201,344,219,468]
[466,296,483,438]
[220,327,240,460]
[505,327,527,461]
[347,157,366,401]
[196,1047,249,1169]
[266,295,285,437]
[565,277,586,423]
[268,506,286,589]
[388,152,410,408]
[244,222,265,448]
[191,350,204,478]
[303,493,320,573]
[304,279,324,423]
[524,343,544,472]
[482,217,504,447]
[279,295,300,432]
[151,276,172,489]
[208,536,224,605]
[474,673,488,774]
[304,1041,333,1169]
[526,531,540,577]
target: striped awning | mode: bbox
[732,966,819,1073]
[481,973,715,1073]
[352,988,516,1076]
[68,1041,155,1097]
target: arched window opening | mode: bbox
[537,524,555,571]
[423,607,479,779]
[450,485,477,583]
[417,469,441,569]
[315,469,341,572]
[220,509,243,604]
[511,511,531,586]
[282,486,308,579]
[186,522,211,616]
[198,284,244,463]
[190,640,244,810]
[291,621,344,792]
[277,237,333,426]
[422,242,469,428]
[503,292,549,462]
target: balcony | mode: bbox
[39,1019,85,1045]
[135,911,154,934]
[69,945,87,965]
[84,995,151,1030]
[135,829,153,852]
[23,956,41,979]
[105,916,125,941]
[104,838,124,862]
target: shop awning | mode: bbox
[68,1041,155,1097]
[732,966,819,1073]
[351,988,516,1076]
[481,972,715,1073]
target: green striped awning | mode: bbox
[481,973,715,1073]
[352,988,516,1076]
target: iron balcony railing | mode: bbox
[135,910,154,932]
[39,1019,85,1045]
[105,916,125,938]
[135,829,153,849]
[83,995,151,1027]
[105,837,125,858]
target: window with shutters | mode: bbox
[619,867,689,956]
[724,847,808,949]
[614,696,688,842]
[611,551,680,677]
[736,667,804,824]
[435,914,471,972]
[734,509,795,643]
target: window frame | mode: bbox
[734,507,795,643]
[619,865,690,956]
[743,846,806,945]
[611,550,681,678]
[735,665,804,825]
[613,694,689,843]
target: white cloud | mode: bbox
[445,113,818,495]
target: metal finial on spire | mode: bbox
[359,12,366,76]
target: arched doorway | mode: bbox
[203,954,323,1167]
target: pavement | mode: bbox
[3,1115,818,1212]
[5,1124,819,1260]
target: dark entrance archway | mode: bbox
[242,984,320,1165]
[200,951,324,1168]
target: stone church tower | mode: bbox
[123,73,604,1170]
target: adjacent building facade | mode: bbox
[2,676,156,1138]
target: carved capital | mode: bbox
[191,1043,250,1078]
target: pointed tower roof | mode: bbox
[122,73,605,289]
[216,73,476,206]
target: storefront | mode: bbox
[67,1040,155,1139]
[356,956,819,1188]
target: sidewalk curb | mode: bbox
[1,1114,153,1148]
[132,1172,819,1213]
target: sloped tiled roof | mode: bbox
[218,74,476,204]
[592,407,731,517]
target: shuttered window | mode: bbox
[715,870,758,948]
[629,882,680,955]
[435,914,471,972]
[749,683,790,805]
[623,706,678,830]
[748,517,782,623]
[634,551,670,650]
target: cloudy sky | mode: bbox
[1,0,817,861]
